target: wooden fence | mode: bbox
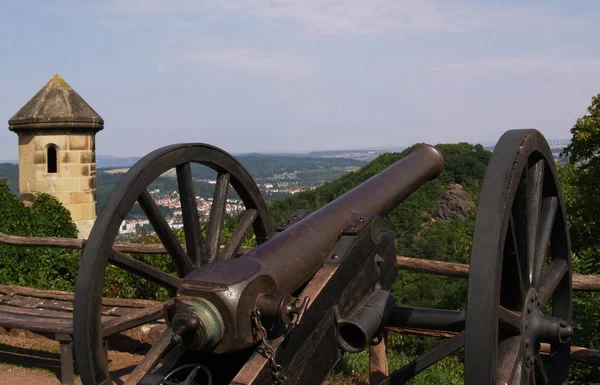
[0,230,598,365]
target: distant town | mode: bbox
[118,189,247,235]
[117,182,316,237]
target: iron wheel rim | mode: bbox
[465,129,572,385]
[74,143,272,385]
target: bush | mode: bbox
[335,333,464,384]
[0,185,80,291]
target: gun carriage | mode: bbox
[68,129,574,385]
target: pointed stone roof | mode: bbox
[9,74,104,133]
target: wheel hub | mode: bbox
[521,288,573,368]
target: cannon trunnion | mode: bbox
[71,130,575,385]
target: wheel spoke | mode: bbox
[124,327,174,385]
[533,197,557,288]
[526,159,544,287]
[528,367,535,385]
[176,162,205,267]
[535,352,548,385]
[140,346,186,383]
[185,366,209,383]
[504,216,526,307]
[220,209,257,260]
[538,259,568,306]
[138,190,194,276]
[497,335,522,384]
[384,332,464,383]
[204,172,231,264]
[499,306,522,334]
[109,250,182,291]
[511,359,525,385]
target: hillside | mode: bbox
[268,142,490,250]
[0,163,18,195]
[210,154,364,178]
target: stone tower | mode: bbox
[8,74,103,239]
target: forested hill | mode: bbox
[0,163,18,195]
[267,143,491,252]
[191,154,364,180]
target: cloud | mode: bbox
[182,48,313,77]
[106,0,591,35]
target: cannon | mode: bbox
[72,129,574,384]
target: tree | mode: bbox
[0,186,80,291]
[562,93,600,166]
[558,92,600,383]
[561,92,600,250]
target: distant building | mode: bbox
[119,219,150,235]
[8,74,103,239]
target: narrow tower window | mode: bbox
[47,146,57,173]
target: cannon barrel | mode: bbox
[245,144,444,295]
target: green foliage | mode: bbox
[30,193,79,237]
[387,209,475,366]
[558,160,600,253]
[267,143,488,227]
[434,143,489,190]
[337,334,464,385]
[191,155,364,180]
[557,92,600,383]
[562,93,600,166]
[0,186,80,291]
[103,229,179,301]
[560,92,600,251]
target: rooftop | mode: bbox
[8,74,103,133]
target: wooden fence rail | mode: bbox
[395,256,600,292]
[2,230,599,291]
[385,326,600,366]
[0,230,599,365]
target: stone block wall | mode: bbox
[18,130,97,238]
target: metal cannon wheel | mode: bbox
[73,143,272,385]
[465,129,573,384]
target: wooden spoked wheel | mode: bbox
[465,130,572,384]
[73,143,272,385]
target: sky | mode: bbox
[1,0,599,159]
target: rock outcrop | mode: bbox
[436,184,473,221]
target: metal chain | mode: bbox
[251,309,287,385]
